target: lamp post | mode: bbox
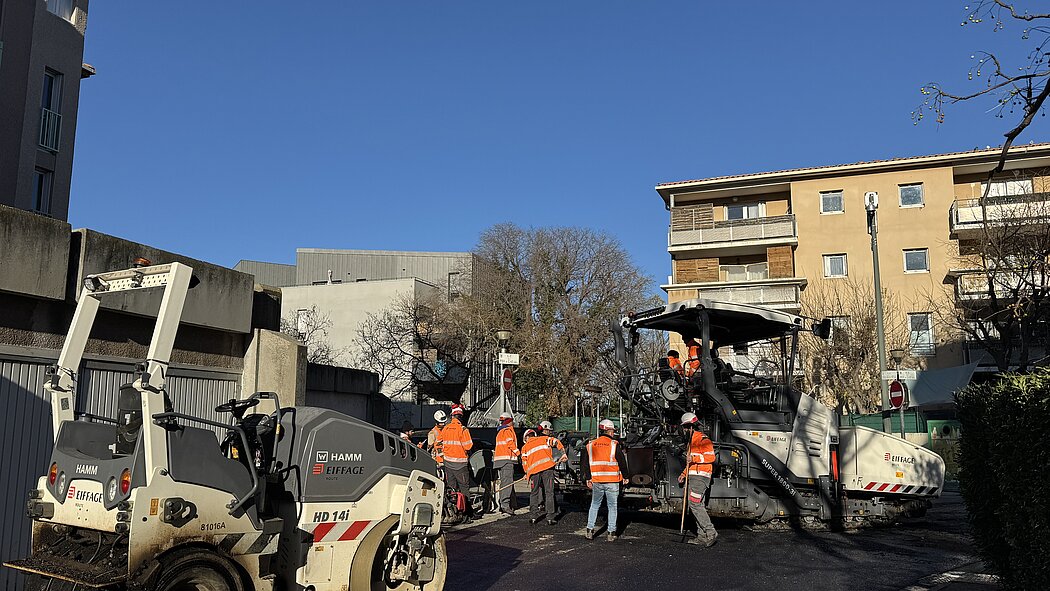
[866,191,892,434]
[496,330,512,415]
[889,348,906,438]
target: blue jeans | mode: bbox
[587,482,620,532]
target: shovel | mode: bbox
[676,469,692,543]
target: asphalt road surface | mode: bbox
[445,487,977,591]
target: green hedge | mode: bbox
[955,369,1050,590]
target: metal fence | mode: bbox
[669,214,796,247]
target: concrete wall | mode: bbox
[241,329,307,407]
[0,204,70,299]
[72,229,255,334]
[280,278,442,360]
[304,363,388,426]
[234,260,297,288]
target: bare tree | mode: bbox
[280,305,346,365]
[916,1,1050,188]
[929,171,1050,371]
[799,278,912,413]
[466,224,655,417]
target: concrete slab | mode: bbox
[0,204,70,300]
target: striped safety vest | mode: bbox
[439,419,473,466]
[586,436,623,483]
[682,430,716,479]
[494,426,519,462]
[428,425,444,464]
[521,435,562,476]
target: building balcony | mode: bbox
[950,269,1046,303]
[949,194,1050,236]
[668,214,797,255]
[662,277,805,312]
[38,108,61,152]
[964,339,1047,371]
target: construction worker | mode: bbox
[684,338,702,378]
[399,421,415,443]
[493,411,520,515]
[428,410,448,459]
[520,421,565,525]
[667,350,684,377]
[678,412,718,546]
[440,405,475,520]
[581,419,629,541]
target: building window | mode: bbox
[823,254,848,278]
[909,313,935,356]
[820,190,844,214]
[46,0,74,20]
[33,169,53,215]
[726,202,763,220]
[983,178,1033,197]
[903,248,930,273]
[39,69,63,152]
[899,183,924,207]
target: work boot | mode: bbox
[686,535,707,546]
[606,531,617,542]
[705,533,719,547]
[585,529,594,540]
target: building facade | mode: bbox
[0,0,92,221]
[656,144,1050,373]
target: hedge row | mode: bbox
[955,369,1050,590]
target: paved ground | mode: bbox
[445,485,992,591]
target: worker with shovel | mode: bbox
[582,419,630,541]
[494,411,520,515]
[521,421,565,525]
[679,412,718,546]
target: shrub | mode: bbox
[955,369,1050,590]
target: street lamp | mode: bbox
[495,330,512,415]
[866,191,892,434]
[889,348,907,437]
[889,348,905,369]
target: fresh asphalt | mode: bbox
[444,486,980,591]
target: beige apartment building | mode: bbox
[656,143,1050,372]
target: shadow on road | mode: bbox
[445,528,525,591]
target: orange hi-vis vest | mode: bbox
[429,425,444,464]
[586,436,623,484]
[685,344,701,377]
[439,419,473,466]
[521,435,563,476]
[668,356,684,377]
[494,426,519,462]
[682,430,716,479]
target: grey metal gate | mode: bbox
[0,356,240,591]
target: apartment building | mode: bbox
[656,143,1050,372]
[0,0,93,221]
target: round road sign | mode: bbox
[502,369,513,391]
[889,379,907,409]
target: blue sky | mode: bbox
[70,1,1044,290]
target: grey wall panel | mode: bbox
[76,365,134,420]
[0,359,52,591]
[166,374,241,437]
[234,260,297,288]
[295,250,473,291]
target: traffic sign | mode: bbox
[502,368,513,392]
[881,370,918,381]
[498,352,520,366]
[889,379,908,409]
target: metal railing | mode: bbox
[669,214,796,247]
[955,270,1046,301]
[38,108,61,152]
[687,282,801,308]
[949,193,1050,232]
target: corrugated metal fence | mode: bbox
[0,355,239,591]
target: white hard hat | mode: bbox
[499,412,514,421]
[599,419,616,431]
[680,412,699,426]
[523,429,536,440]
[539,420,553,431]
[433,410,448,424]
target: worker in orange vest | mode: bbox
[667,350,685,378]
[440,405,475,520]
[581,419,629,541]
[678,412,718,546]
[494,411,520,515]
[684,338,702,378]
[427,410,448,461]
[520,421,565,525]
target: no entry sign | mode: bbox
[889,379,908,409]
[502,368,513,391]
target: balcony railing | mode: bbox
[964,339,1047,368]
[669,214,797,247]
[38,108,61,152]
[949,194,1050,233]
[677,282,802,309]
[954,270,1046,302]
